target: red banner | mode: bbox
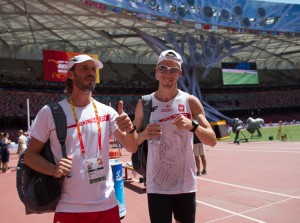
[43,50,100,83]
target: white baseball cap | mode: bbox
[67,54,103,70]
[157,50,183,68]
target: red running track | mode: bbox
[1,141,299,223]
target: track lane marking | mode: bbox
[207,149,300,153]
[196,200,266,223]
[198,177,300,199]
[198,195,299,223]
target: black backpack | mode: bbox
[131,94,152,177]
[16,103,67,214]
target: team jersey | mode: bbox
[30,98,119,212]
[146,90,197,194]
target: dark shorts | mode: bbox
[148,192,196,223]
[1,148,9,163]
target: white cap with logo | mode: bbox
[67,54,103,70]
[157,50,183,68]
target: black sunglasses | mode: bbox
[158,65,181,74]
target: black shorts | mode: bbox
[147,192,196,223]
[1,148,9,163]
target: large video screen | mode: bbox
[221,62,259,85]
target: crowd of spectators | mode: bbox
[0,58,299,143]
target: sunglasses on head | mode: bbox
[158,65,181,74]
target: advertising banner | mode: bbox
[43,50,100,83]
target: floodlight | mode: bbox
[220,9,230,21]
[187,35,197,48]
[203,6,213,18]
[146,0,158,9]
[241,17,251,27]
[203,47,213,59]
[233,5,243,17]
[177,6,186,17]
[166,32,177,44]
[186,0,195,6]
[208,34,218,46]
[193,52,202,65]
[223,39,231,51]
[257,7,266,18]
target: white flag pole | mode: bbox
[27,98,30,130]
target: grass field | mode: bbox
[220,124,300,143]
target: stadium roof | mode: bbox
[0,0,300,69]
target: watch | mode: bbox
[189,120,199,132]
[127,123,137,134]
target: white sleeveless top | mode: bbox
[146,90,197,194]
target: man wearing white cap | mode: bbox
[134,50,217,223]
[25,54,138,222]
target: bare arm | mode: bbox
[173,95,217,147]
[133,99,161,146]
[189,95,217,146]
[24,137,72,178]
[17,138,21,154]
[113,101,138,153]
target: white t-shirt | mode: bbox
[18,135,27,150]
[146,90,197,194]
[30,99,119,213]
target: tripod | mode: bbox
[249,128,262,139]
[234,129,248,144]
[277,124,292,139]
[276,125,282,139]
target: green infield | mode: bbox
[222,71,259,85]
[220,124,300,142]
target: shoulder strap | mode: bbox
[141,94,152,130]
[48,103,67,159]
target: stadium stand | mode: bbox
[0,58,299,142]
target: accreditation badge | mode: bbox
[84,157,106,184]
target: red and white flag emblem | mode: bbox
[178,104,184,112]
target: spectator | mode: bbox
[17,129,27,157]
[0,132,3,170]
[193,133,207,176]
[1,132,11,172]
[24,131,31,145]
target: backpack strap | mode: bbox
[141,94,152,129]
[48,103,67,159]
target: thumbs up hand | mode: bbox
[116,101,135,133]
[118,101,124,115]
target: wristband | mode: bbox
[127,123,137,134]
[189,120,199,132]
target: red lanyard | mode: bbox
[69,98,102,158]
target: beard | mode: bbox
[73,71,96,92]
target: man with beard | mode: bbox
[133,50,217,223]
[24,55,138,223]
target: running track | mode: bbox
[1,141,299,223]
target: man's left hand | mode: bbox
[116,100,134,133]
